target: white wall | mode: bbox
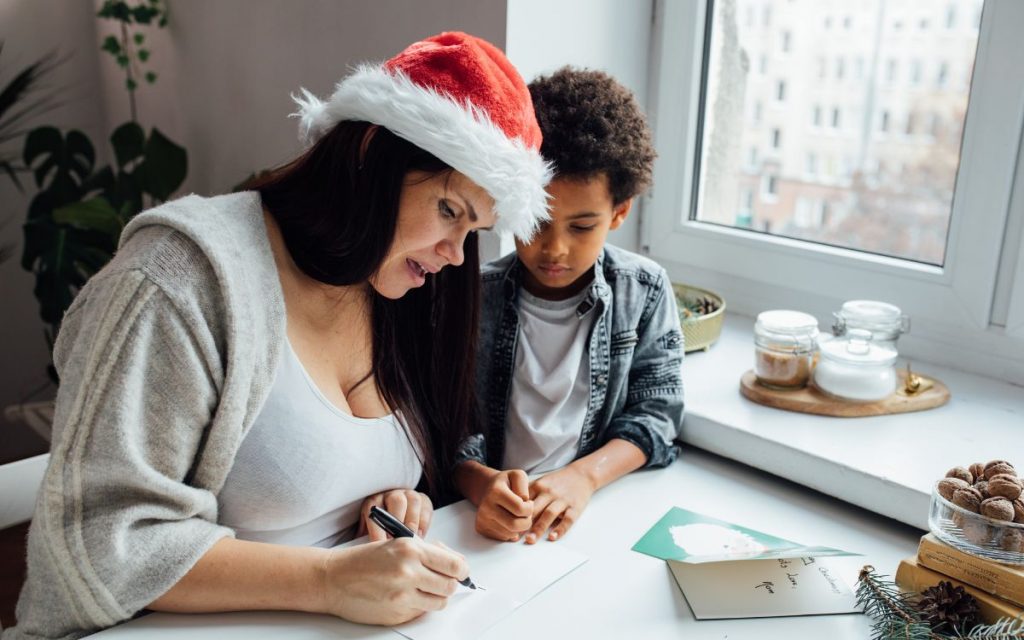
[97,0,509,197]
[504,0,656,256]
[0,0,108,460]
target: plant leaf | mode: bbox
[110,122,145,169]
[53,197,123,241]
[24,127,95,189]
[101,35,121,55]
[139,127,186,201]
[98,1,132,21]
[138,48,150,62]
[145,71,156,84]
[133,33,144,45]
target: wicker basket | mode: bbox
[672,283,726,353]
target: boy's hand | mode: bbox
[525,464,597,543]
[475,469,534,542]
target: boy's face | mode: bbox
[516,174,631,300]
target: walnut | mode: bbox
[969,462,987,481]
[975,480,991,499]
[952,486,984,513]
[984,460,1016,480]
[962,519,991,546]
[938,477,971,500]
[946,466,974,484]
[981,497,1016,521]
[988,474,1023,500]
[1000,529,1024,554]
[1013,498,1024,524]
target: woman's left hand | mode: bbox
[358,489,434,541]
[524,465,596,544]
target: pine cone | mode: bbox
[916,581,981,634]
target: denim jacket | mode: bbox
[457,244,684,471]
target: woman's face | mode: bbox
[370,170,496,299]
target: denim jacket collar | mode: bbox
[499,249,611,318]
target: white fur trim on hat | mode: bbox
[292,65,551,242]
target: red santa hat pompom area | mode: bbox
[292,31,552,242]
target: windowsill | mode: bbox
[680,313,1024,530]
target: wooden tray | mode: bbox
[739,369,950,417]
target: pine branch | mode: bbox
[963,615,1024,639]
[857,565,942,640]
[856,566,1024,640]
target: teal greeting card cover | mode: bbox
[632,507,858,564]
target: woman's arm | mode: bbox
[151,535,469,625]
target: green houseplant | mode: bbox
[1,42,61,264]
[21,0,186,381]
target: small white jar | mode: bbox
[832,300,909,352]
[814,329,898,402]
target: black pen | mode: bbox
[368,505,480,590]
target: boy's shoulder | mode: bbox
[481,251,518,282]
[601,244,670,288]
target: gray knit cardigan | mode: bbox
[4,192,285,639]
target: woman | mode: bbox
[7,32,550,639]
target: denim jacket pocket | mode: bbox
[610,329,639,356]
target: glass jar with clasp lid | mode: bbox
[754,310,820,389]
[832,300,909,352]
[813,329,898,402]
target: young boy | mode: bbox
[454,67,684,544]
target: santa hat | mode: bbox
[292,32,551,241]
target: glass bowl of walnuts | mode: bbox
[929,460,1024,565]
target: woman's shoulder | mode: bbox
[113,191,278,306]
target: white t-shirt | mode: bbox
[218,340,422,548]
[503,287,596,474]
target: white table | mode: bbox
[94,448,922,639]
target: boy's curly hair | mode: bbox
[529,66,656,205]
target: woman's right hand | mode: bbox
[475,469,534,542]
[321,537,469,625]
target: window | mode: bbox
[886,58,898,83]
[780,30,791,52]
[645,0,1024,384]
[937,61,949,87]
[770,127,781,149]
[911,59,923,84]
[835,57,845,80]
[776,79,785,101]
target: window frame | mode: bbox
[643,0,1024,383]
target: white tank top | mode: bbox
[218,340,423,548]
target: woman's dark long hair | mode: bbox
[250,121,480,500]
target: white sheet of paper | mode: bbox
[668,556,862,619]
[392,540,588,640]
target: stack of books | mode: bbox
[896,533,1024,623]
